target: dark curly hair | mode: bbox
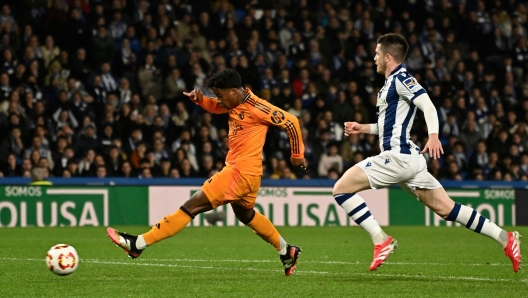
[206,68,242,89]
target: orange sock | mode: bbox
[142,207,193,245]
[247,212,282,251]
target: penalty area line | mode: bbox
[2,257,525,284]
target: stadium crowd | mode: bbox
[1,0,528,181]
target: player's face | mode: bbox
[374,44,386,74]
[213,87,238,110]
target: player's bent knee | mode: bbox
[179,206,195,219]
[437,211,450,219]
[231,204,256,225]
[415,188,454,219]
[429,206,451,219]
[237,210,256,225]
[182,190,214,216]
[332,178,349,195]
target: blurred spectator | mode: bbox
[318,142,343,177]
[165,68,186,100]
[92,26,117,67]
[327,168,340,180]
[271,159,296,179]
[96,165,107,178]
[458,120,482,151]
[106,146,124,177]
[76,123,99,158]
[78,149,95,176]
[67,158,80,177]
[138,54,161,100]
[99,62,119,93]
[41,36,60,68]
[140,167,152,178]
[121,161,135,178]
[130,142,147,170]
[3,153,22,176]
[29,166,52,185]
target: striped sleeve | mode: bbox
[246,97,305,159]
[195,96,229,114]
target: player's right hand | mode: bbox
[421,133,444,159]
[344,122,362,136]
[291,157,308,171]
[183,89,203,102]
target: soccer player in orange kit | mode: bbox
[107,69,308,276]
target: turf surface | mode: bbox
[0,226,526,297]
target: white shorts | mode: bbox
[356,151,442,197]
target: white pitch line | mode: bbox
[1,257,526,284]
[1,257,512,267]
[116,258,511,267]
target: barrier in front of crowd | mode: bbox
[0,178,526,227]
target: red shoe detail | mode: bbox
[107,227,141,258]
[504,231,522,273]
[370,236,398,271]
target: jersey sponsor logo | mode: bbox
[271,110,285,124]
[402,77,423,93]
[376,97,387,107]
[229,120,243,135]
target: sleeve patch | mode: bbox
[270,110,285,124]
[402,77,423,93]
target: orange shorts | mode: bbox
[202,165,261,209]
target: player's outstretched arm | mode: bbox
[393,74,443,159]
[250,99,307,168]
[344,122,379,136]
[183,89,228,114]
[281,111,307,168]
[413,93,443,159]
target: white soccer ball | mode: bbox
[46,244,79,275]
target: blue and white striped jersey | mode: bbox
[376,64,425,155]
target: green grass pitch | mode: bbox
[1,226,526,297]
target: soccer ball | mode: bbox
[46,244,79,275]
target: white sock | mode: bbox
[278,236,287,255]
[334,193,386,244]
[136,235,147,250]
[445,203,506,247]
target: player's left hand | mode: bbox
[183,89,203,102]
[291,157,308,172]
[421,133,444,159]
[344,122,363,136]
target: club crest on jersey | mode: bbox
[402,77,422,93]
[238,111,244,120]
[271,110,285,124]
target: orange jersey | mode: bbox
[195,89,304,175]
